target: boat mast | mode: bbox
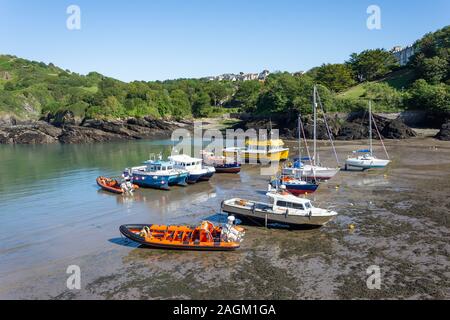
[298,114,301,160]
[313,85,317,166]
[369,101,373,156]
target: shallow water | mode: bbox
[0,138,449,299]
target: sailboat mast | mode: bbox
[298,114,301,160]
[313,85,317,166]
[369,101,373,156]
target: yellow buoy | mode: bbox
[349,224,356,230]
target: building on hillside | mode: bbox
[203,70,270,82]
[391,45,416,66]
[258,70,270,80]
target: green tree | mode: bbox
[348,49,399,82]
[170,89,192,118]
[417,56,448,84]
[314,63,356,92]
[233,80,262,112]
[192,92,211,117]
[363,82,404,111]
[408,79,450,112]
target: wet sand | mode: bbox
[1,138,449,299]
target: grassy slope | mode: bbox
[0,55,100,119]
[338,68,416,100]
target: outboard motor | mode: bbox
[221,216,245,243]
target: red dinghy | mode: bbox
[96,176,138,194]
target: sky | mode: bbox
[0,0,449,82]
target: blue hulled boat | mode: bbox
[128,160,188,190]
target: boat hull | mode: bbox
[97,176,138,194]
[198,171,215,181]
[214,164,241,174]
[119,225,240,251]
[345,158,390,170]
[132,172,188,190]
[273,179,320,195]
[283,167,340,180]
[224,149,289,163]
[283,183,319,195]
[97,177,124,194]
[222,203,334,228]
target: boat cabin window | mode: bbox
[276,201,305,210]
[304,202,312,209]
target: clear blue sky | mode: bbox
[1,0,448,82]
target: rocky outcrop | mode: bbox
[381,119,417,139]
[0,122,61,144]
[435,121,450,141]
[232,112,417,140]
[44,110,82,127]
[0,117,190,144]
[58,126,127,144]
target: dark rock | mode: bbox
[0,122,61,144]
[381,119,417,139]
[336,123,369,140]
[13,129,57,144]
[46,110,81,127]
[58,126,127,144]
[435,121,450,141]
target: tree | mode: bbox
[417,56,448,84]
[192,92,211,117]
[314,63,356,92]
[233,80,262,112]
[363,82,404,111]
[408,79,450,112]
[170,89,192,118]
[348,49,399,82]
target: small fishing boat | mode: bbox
[96,176,138,194]
[119,217,245,251]
[345,102,391,171]
[201,151,241,174]
[127,160,189,190]
[169,154,216,183]
[221,191,337,228]
[272,175,319,196]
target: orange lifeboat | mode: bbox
[119,220,244,251]
[96,176,138,194]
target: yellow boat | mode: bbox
[223,139,289,163]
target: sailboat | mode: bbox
[283,85,340,181]
[345,101,390,171]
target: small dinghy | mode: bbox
[119,217,245,251]
[96,176,138,194]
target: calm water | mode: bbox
[1,138,449,299]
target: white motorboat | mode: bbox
[169,154,216,183]
[221,191,338,228]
